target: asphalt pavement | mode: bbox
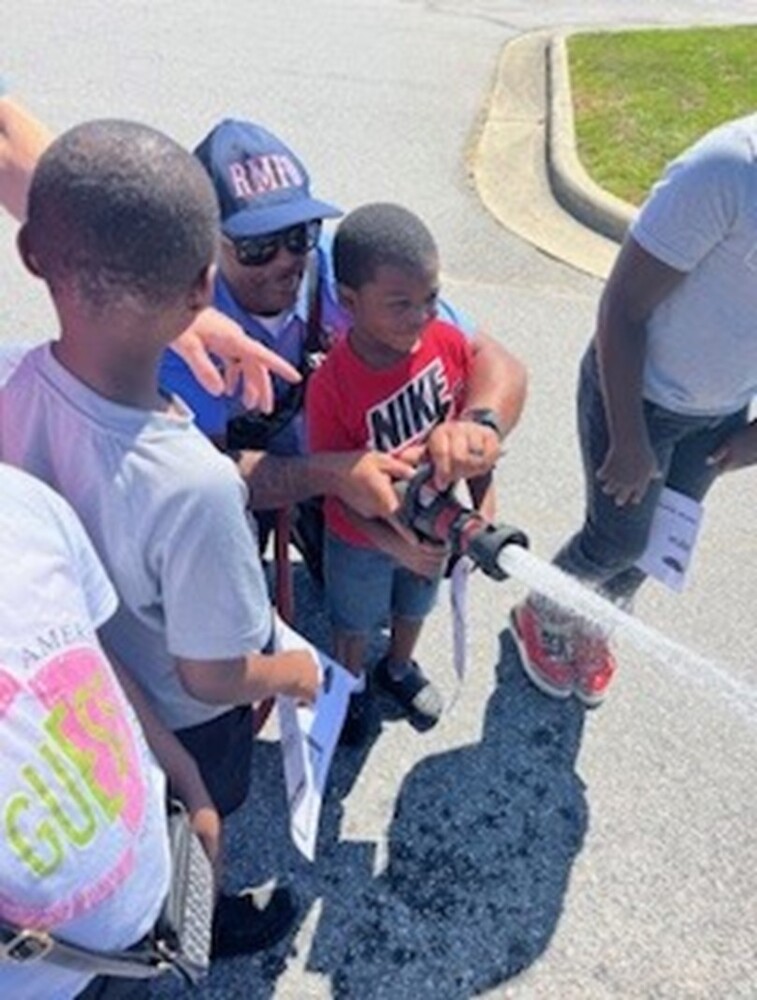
[4,3,757,998]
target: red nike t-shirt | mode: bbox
[306,318,473,545]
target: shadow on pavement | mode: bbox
[150,581,588,999]
[307,630,588,998]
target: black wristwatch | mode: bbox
[461,407,505,441]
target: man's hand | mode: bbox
[0,94,54,220]
[707,420,757,473]
[596,437,661,506]
[170,307,300,413]
[329,450,417,520]
[404,421,500,491]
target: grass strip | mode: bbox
[568,25,757,205]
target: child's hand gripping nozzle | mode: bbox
[395,466,529,581]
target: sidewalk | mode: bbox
[473,29,637,280]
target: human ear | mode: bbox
[337,283,358,315]
[187,263,215,313]
[16,224,42,277]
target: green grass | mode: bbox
[567,25,757,205]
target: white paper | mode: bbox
[274,617,358,861]
[450,556,472,681]
[636,487,703,593]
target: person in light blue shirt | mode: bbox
[510,113,757,710]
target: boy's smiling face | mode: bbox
[342,258,440,367]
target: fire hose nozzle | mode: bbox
[395,466,529,582]
[458,518,529,581]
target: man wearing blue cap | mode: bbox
[159,118,527,576]
[169,119,344,461]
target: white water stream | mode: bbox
[499,545,757,722]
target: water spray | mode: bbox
[396,466,757,724]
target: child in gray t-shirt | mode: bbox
[0,117,318,958]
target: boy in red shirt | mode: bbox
[306,203,497,745]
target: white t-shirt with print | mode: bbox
[0,464,170,1000]
[631,113,757,416]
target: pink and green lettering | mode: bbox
[30,648,146,832]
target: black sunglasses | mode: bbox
[226,220,322,267]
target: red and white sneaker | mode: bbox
[574,631,617,708]
[510,601,577,699]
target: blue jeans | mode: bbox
[324,532,441,634]
[554,346,748,603]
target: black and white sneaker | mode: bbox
[211,882,297,958]
[373,656,443,729]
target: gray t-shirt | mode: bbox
[631,113,757,416]
[0,344,272,729]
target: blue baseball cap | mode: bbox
[195,119,342,238]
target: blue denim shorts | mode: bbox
[324,531,441,634]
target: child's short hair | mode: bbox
[26,119,219,309]
[333,202,438,290]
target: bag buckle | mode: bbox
[2,929,53,963]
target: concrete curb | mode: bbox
[473,30,620,280]
[546,34,636,244]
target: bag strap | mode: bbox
[304,251,325,354]
[0,919,172,980]
[225,253,332,451]
[227,254,328,447]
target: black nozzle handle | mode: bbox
[462,521,529,581]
